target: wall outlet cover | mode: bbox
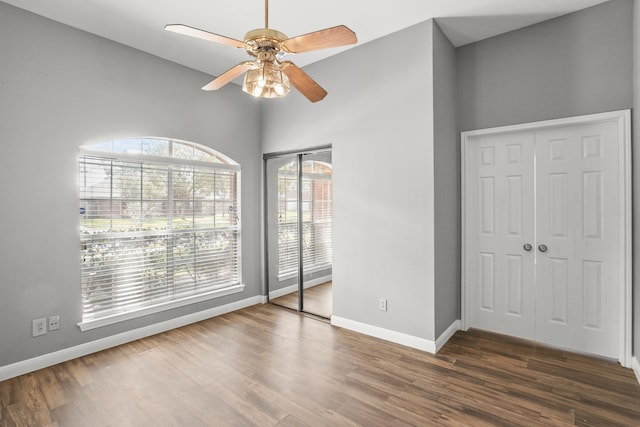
[32,318,47,337]
[48,315,60,331]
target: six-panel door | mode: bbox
[535,122,619,359]
[467,131,536,340]
[466,120,621,359]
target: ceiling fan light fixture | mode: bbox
[242,61,290,99]
[166,0,357,102]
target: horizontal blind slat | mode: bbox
[276,164,332,278]
[79,145,241,322]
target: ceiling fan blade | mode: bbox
[282,25,357,54]
[202,61,253,91]
[280,61,327,102]
[165,24,245,49]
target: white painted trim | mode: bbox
[460,127,469,332]
[78,284,246,331]
[461,110,631,138]
[269,284,297,300]
[618,110,633,368]
[460,109,632,367]
[0,295,264,382]
[268,275,332,300]
[436,320,460,352]
[331,316,436,353]
[632,357,640,386]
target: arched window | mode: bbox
[78,137,242,329]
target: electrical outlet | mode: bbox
[48,315,60,331]
[32,318,47,337]
[379,298,387,312]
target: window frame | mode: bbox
[77,137,243,331]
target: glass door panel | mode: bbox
[266,155,300,312]
[265,149,333,318]
[299,152,332,318]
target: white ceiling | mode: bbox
[4,0,609,79]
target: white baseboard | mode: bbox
[268,275,332,300]
[331,316,460,354]
[632,356,640,386]
[269,285,297,300]
[331,316,436,353]
[436,320,461,352]
[0,295,265,382]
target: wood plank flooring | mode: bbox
[270,282,332,318]
[1,303,639,426]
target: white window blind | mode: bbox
[78,138,241,327]
[277,161,332,278]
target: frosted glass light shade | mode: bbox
[242,61,290,99]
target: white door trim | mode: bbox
[460,110,632,367]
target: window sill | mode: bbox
[77,283,245,331]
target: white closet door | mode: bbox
[535,121,620,359]
[467,131,535,339]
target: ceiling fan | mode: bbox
[165,0,357,102]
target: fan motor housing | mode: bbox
[244,28,287,60]
[244,28,287,44]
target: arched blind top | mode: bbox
[81,137,239,167]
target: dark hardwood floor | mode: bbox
[1,304,639,426]
[270,281,332,318]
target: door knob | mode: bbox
[523,243,532,251]
[538,244,548,253]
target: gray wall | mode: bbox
[634,0,640,361]
[2,0,636,369]
[458,0,634,359]
[457,0,633,132]
[432,22,460,338]
[262,21,439,340]
[0,3,262,366]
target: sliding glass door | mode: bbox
[264,148,332,318]
[266,154,301,311]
